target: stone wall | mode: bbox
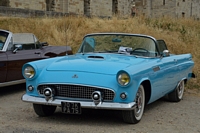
[140,0,177,18]
[90,0,112,17]
[1,0,132,18]
[0,0,199,19]
[138,0,200,19]
[176,0,200,19]
[68,0,84,15]
[118,0,130,17]
[9,0,46,11]
[0,6,68,18]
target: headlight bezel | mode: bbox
[23,65,36,80]
[117,71,131,87]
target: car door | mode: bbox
[0,52,7,83]
[160,56,179,93]
[5,49,44,82]
[156,40,179,94]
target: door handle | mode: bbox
[35,52,41,54]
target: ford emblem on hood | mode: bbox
[72,74,78,78]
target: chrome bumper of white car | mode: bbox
[22,94,136,110]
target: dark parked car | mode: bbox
[0,29,72,87]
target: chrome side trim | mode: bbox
[22,94,136,110]
[0,79,25,87]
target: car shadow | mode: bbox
[0,83,26,96]
[35,109,125,125]
[29,98,168,126]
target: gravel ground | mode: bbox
[0,84,200,133]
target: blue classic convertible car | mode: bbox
[22,33,195,124]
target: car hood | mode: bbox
[46,54,145,74]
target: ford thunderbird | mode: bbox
[22,33,195,124]
[0,29,71,87]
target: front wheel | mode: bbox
[122,85,145,124]
[33,104,57,117]
[168,80,185,102]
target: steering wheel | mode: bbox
[132,48,149,53]
[131,48,150,56]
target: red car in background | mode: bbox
[0,29,72,87]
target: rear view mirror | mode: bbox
[112,38,121,42]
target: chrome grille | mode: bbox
[38,84,115,101]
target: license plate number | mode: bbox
[61,102,81,114]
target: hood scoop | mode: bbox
[87,55,104,59]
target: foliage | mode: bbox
[0,16,199,90]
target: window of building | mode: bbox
[163,0,165,5]
[183,0,185,2]
[182,12,185,18]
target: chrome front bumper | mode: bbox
[22,94,136,110]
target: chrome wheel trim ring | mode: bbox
[134,85,145,120]
[177,80,184,99]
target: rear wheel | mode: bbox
[122,85,145,124]
[33,104,56,116]
[168,80,185,102]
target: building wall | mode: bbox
[118,0,130,17]
[90,0,112,17]
[68,0,84,15]
[153,0,176,18]
[140,0,176,18]
[138,0,200,19]
[9,0,46,11]
[176,0,200,19]
[2,0,200,19]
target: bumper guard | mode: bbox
[22,94,136,110]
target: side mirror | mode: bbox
[40,42,49,46]
[13,44,22,53]
[162,50,170,57]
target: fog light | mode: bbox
[28,85,34,91]
[120,93,127,99]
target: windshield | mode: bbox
[12,33,40,50]
[13,33,38,44]
[78,34,158,57]
[0,31,9,50]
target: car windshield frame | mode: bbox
[0,31,9,51]
[78,33,160,57]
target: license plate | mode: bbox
[61,102,81,114]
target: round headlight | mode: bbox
[118,73,130,86]
[24,66,35,79]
